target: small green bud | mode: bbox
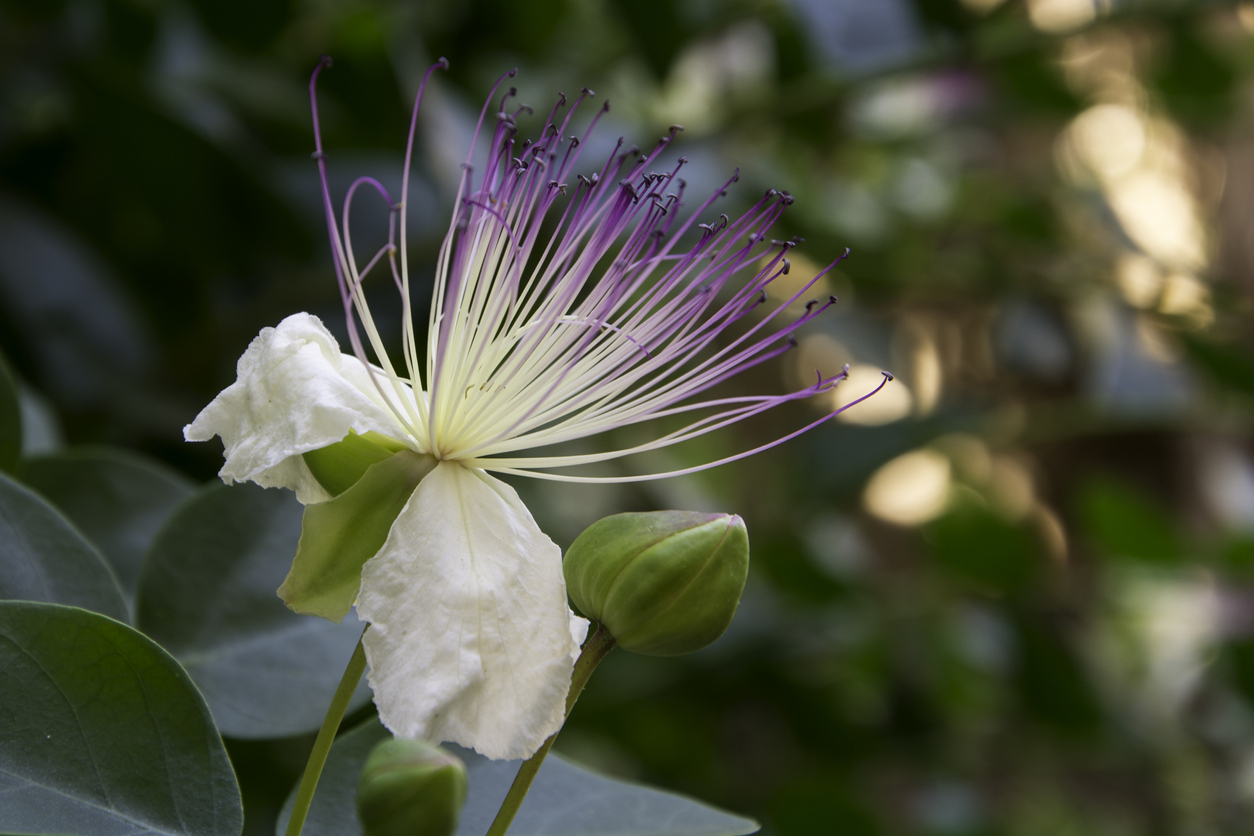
[303,430,411,496]
[357,738,468,836]
[563,511,749,656]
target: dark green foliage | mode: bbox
[1013,616,1102,735]
[1226,637,1254,707]
[0,348,19,473]
[0,469,128,621]
[993,50,1080,115]
[1221,536,1254,576]
[1077,477,1180,564]
[105,0,158,66]
[770,784,880,836]
[1001,196,1057,244]
[1153,24,1235,126]
[20,446,194,607]
[927,505,1042,594]
[189,0,290,52]
[137,482,372,739]
[1181,333,1254,397]
[910,0,974,35]
[0,601,243,835]
[606,0,689,78]
[753,531,849,604]
[0,0,65,21]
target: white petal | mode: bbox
[357,461,588,760]
[184,313,411,503]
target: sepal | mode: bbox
[279,449,437,621]
[303,430,412,497]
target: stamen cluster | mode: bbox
[312,58,885,483]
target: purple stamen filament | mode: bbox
[308,59,886,481]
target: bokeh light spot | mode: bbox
[864,449,951,527]
[835,364,912,425]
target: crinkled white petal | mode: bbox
[184,312,412,503]
[357,461,589,760]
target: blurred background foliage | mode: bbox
[3,0,1254,833]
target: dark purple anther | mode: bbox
[306,60,887,479]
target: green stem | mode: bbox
[484,623,617,836]
[285,628,369,836]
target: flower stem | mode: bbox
[484,624,617,836]
[285,628,369,836]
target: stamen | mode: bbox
[310,63,883,472]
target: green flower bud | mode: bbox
[563,511,749,656]
[303,430,412,497]
[357,738,468,836]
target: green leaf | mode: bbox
[0,348,20,473]
[0,600,243,835]
[19,446,195,610]
[137,482,371,739]
[1013,616,1102,735]
[1180,333,1254,397]
[926,505,1041,594]
[277,718,761,836]
[769,782,879,836]
[1220,536,1254,576]
[1224,637,1254,708]
[0,469,128,622]
[994,49,1080,116]
[17,386,63,456]
[1077,477,1180,564]
[1153,25,1234,127]
[280,450,436,622]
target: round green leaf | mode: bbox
[20,446,195,609]
[277,718,760,836]
[137,482,371,739]
[0,600,243,835]
[0,469,128,622]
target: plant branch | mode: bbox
[285,627,369,836]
